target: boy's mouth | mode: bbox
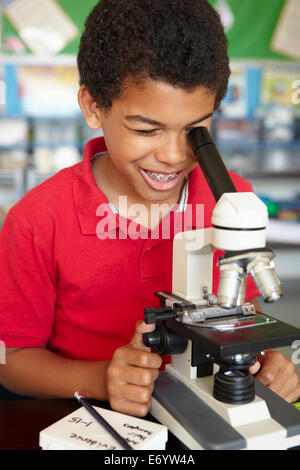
[144,170,180,181]
[140,168,183,191]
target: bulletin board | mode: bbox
[1,0,99,55]
[209,0,287,60]
[0,0,293,60]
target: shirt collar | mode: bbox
[73,137,110,235]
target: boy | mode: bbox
[0,0,299,417]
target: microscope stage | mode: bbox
[166,313,300,360]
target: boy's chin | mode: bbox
[141,190,179,206]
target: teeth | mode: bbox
[146,171,178,181]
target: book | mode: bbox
[39,406,168,450]
[221,63,248,118]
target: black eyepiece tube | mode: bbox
[188,127,237,202]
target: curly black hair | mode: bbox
[77,0,230,110]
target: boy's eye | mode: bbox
[134,129,158,135]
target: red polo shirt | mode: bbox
[0,137,259,360]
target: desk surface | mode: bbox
[0,399,82,450]
[0,399,184,451]
[1,398,299,451]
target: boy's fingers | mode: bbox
[248,361,261,375]
[248,352,266,376]
[113,345,162,370]
[121,364,159,386]
[129,320,156,351]
[109,382,154,403]
[110,397,151,418]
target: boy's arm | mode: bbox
[1,347,110,400]
[0,321,162,417]
[249,297,300,403]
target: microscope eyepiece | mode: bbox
[188,127,237,201]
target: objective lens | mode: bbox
[248,257,282,303]
[236,273,247,306]
[217,263,244,309]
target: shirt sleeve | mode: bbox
[0,210,56,348]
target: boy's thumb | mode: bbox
[248,352,265,375]
[130,320,156,351]
[248,360,261,375]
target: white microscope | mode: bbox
[143,127,300,450]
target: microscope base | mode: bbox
[151,370,300,450]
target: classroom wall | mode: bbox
[1,0,289,60]
[209,0,287,60]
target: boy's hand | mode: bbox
[106,321,162,417]
[249,350,300,403]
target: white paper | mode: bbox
[39,406,168,450]
[4,0,78,56]
[271,0,300,61]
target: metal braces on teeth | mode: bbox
[148,172,178,181]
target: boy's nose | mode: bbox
[154,136,187,167]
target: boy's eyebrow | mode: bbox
[124,112,214,127]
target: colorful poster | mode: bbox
[261,67,300,107]
[17,65,80,117]
[0,66,6,114]
[221,64,248,118]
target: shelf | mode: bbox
[241,172,300,179]
[0,168,25,200]
[0,115,83,120]
[0,142,83,151]
[0,168,24,179]
[266,219,300,246]
[26,169,56,192]
[0,54,77,66]
[0,144,29,151]
[217,140,300,150]
[269,242,300,249]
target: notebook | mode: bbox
[39,405,168,450]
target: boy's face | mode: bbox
[79,78,215,207]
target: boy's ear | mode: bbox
[78,85,103,130]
